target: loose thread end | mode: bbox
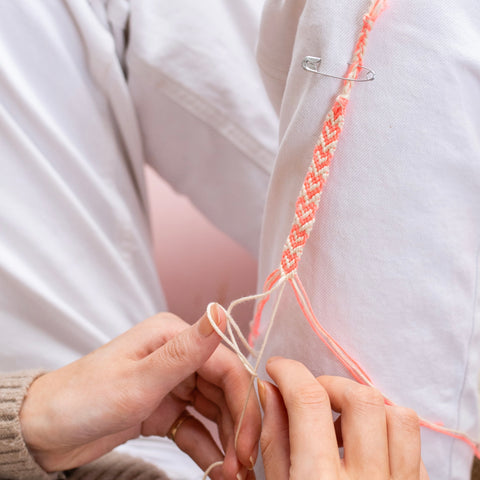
[202,460,224,480]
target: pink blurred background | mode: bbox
[146,167,258,335]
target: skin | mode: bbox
[259,357,430,480]
[19,305,261,480]
[19,310,429,480]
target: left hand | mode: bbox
[259,357,429,479]
[20,306,261,480]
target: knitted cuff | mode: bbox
[65,451,170,480]
[0,370,64,480]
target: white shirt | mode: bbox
[0,1,275,478]
[254,1,480,479]
[1,1,479,479]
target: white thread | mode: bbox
[198,0,479,471]
[202,278,287,479]
[233,375,256,452]
[206,303,255,376]
[233,281,287,450]
[205,278,287,375]
[202,461,223,479]
[202,270,480,478]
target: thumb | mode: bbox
[138,303,227,396]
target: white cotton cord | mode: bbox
[233,281,287,451]
[203,268,480,477]
[234,374,256,451]
[200,0,479,464]
[203,277,288,478]
[226,279,288,356]
[206,303,255,375]
[205,277,288,376]
[225,309,255,357]
[251,281,286,373]
[227,282,285,313]
[202,460,223,480]
[225,316,241,358]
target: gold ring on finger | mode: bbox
[167,411,194,443]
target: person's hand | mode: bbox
[19,305,261,480]
[258,357,429,479]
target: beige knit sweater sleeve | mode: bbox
[0,371,169,480]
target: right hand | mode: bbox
[258,357,429,479]
[20,306,261,480]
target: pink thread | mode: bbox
[249,0,480,458]
[289,274,373,385]
[248,269,281,345]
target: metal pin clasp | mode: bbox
[302,56,375,82]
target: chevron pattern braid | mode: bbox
[280,0,387,277]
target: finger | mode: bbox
[420,462,430,479]
[192,390,222,426]
[196,376,238,448]
[113,312,190,360]
[258,380,290,480]
[266,357,341,478]
[137,304,226,399]
[386,405,422,479]
[196,376,241,479]
[140,394,189,438]
[317,376,389,478]
[171,414,225,480]
[198,345,261,469]
[171,373,197,402]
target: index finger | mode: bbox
[266,357,341,479]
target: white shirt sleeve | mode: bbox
[126,0,278,257]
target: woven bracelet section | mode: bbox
[279,0,387,277]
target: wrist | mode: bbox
[19,373,57,472]
[0,370,55,479]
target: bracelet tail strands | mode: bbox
[202,1,480,476]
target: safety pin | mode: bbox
[302,56,375,82]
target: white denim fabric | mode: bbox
[253,1,480,479]
[0,1,275,479]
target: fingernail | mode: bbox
[266,356,282,366]
[236,469,247,480]
[198,303,223,337]
[257,380,267,411]
[248,441,258,470]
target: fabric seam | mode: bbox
[130,55,275,175]
[448,241,480,478]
